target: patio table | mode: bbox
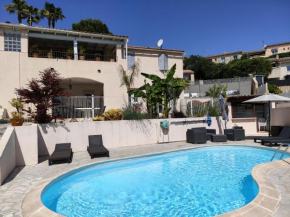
[75,108,100,121]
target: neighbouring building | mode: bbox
[206,51,243,64]
[0,23,184,118]
[205,41,290,93]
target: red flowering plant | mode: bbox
[16,68,68,123]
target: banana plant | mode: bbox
[129,80,162,118]
[133,64,189,118]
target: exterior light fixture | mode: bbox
[69,79,72,90]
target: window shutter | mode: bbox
[158,54,168,71]
[127,53,135,69]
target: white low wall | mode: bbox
[0,128,16,184]
[2,116,251,185]
[38,117,224,156]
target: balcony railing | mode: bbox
[52,96,105,119]
[28,50,117,62]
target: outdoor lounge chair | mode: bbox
[253,126,290,144]
[224,127,245,141]
[48,143,73,165]
[87,135,109,158]
[261,138,290,146]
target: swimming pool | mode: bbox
[41,146,288,217]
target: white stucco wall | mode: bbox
[37,117,223,156]
[0,128,16,185]
[0,34,184,117]
[271,107,290,126]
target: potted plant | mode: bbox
[95,53,101,61]
[105,48,115,62]
[78,46,86,60]
[9,98,24,126]
[67,48,74,60]
[47,49,53,59]
[30,44,39,58]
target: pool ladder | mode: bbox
[270,143,290,161]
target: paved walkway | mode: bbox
[0,141,290,217]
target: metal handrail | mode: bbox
[28,50,117,62]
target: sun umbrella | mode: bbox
[243,94,290,136]
[219,95,228,128]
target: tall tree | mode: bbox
[4,0,27,24]
[23,5,41,26]
[118,60,140,105]
[229,58,272,77]
[183,55,219,80]
[72,19,112,34]
[51,7,65,29]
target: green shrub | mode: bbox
[208,106,221,117]
[122,106,149,120]
[268,84,282,94]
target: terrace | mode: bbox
[28,37,117,62]
[1,139,290,217]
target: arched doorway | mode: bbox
[54,78,105,119]
[61,77,104,96]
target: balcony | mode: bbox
[28,50,117,62]
[28,37,117,62]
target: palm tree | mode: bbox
[51,7,65,29]
[118,60,140,105]
[40,2,55,28]
[23,5,41,26]
[4,0,27,24]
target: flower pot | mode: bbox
[32,52,39,58]
[48,54,53,59]
[79,55,85,60]
[10,118,24,126]
[110,58,115,62]
[67,56,72,60]
[95,57,101,61]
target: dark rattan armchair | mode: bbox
[224,127,245,141]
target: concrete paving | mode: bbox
[0,140,290,217]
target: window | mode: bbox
[4,32,21,52]
[129,92,138,104]
[127,53,135,69]
[183,74,190,80]
[221,57,226,63]
[271,49,278,55]
[233,55,238,60]
[287,66,290,71]
[158,54,168,71]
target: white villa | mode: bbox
[0,23,184,118]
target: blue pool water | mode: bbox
[42,146,288,217]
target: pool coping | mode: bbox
[21,144,290,217]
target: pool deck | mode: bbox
[1,141,290,217]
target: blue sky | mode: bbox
[0,0,289,56]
